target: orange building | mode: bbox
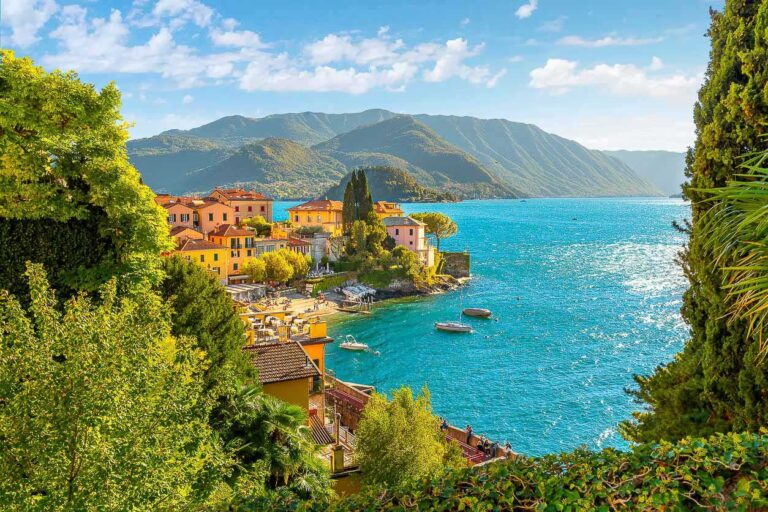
[374,201,404,219]
[209,187,274,223]
[170,225,203,242]
[288,199,344,235]
[288,237,311,255]
[187,199,234,235]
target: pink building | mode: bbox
[383,216,435,267]
[188,199,235,235]
[163,202,195,230]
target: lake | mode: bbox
[273,198,690,456]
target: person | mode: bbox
[504,440,512,453]
[465,424,472,443]
[491,441,498,458]
[440,418,448,431]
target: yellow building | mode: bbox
[374,200,404,219]
[174,238,229,280]
[288,199,344,235]
[247,341,321,412]
[208,224,256,279]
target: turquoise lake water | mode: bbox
[274,198,690,456]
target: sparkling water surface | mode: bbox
[274,198,690,455]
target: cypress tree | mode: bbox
[357,169,374,220]
[342,175,357,234]
[624,1,768,442]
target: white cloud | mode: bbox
[539,16,565,33]
[210,28,265,48]
[509,55,524,63]
[40,3,503,93]
[1,0,58,47]
[649,56,664,71]
[152,0,213,28]
[461,18,471,26]
[557,35,663,47]
[515,0,538,19]
[529,58,700,103]
[182,94,194,104]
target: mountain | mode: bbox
[313,116,522,198]
[322,167,459,203]
[603,150,687,196]
[162,109,398,147]
[182,138,347,199]
[127,109,664,199]
[413,115,661,197]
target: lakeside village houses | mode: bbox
[156,187,506,488]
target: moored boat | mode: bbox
[435,321,473,333]
[463,308,492,318]
[340,334,371,351]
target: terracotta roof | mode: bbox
[374,201,403,214]
[289,199,343,212]
[163,201,193,210]
[184,199,225,210]
[382,216,425,227]
[246,341,320,384]
[213,187,273,201]
[176,239,225,252]
[208,224,253,237]
[288,237,311,247]
[170,225,201,237]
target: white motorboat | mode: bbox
[340,334,370,351]
[435,321,473,333]
[463,308,492,318]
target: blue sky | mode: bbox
[2,0,722,150]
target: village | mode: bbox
[155,185,510,491]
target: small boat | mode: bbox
[340,334,370,351]
[435,321,473,333]
[463,308,492,318]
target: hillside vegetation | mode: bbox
[183,138,347,198]
[128,110,662,199]
[323,167,459,202]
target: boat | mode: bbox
[436,286,473,333]
[340,334,370,351]
[435,321,473,333]
[463,308,492,318]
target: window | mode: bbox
[214,253,219,261]
[230,239,237,249]
[223,213,228,221]
[248,206,253,212]
[267,245,275,252]
[409,241,413,245]
[200,255,205,262]
[233,263,238,271]
[247,249,252,257]
[169,214,176,222]
[212,267,220,274]
[180,213,189,222]
[260,205,265,212]
[307,215,311,223]
[409,228,414,236]
[395,228,399,235]
[208,213,214,221]
[235,206,240,212]
[235,217,240,224]
[316,215,321,222]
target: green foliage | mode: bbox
[626,1,768,443]
[325,166,459,203]
[158,256,254,394]
[279,249,311,279]
[410,212,458,252]
[294,225,325,236]
[0,51,172,297]
[341,169,375,232]
[242,215,271,236]
[243,257,267,283]
[308,272,355,296]
[267,431,768,511]
[0,263,228,510]
[211,384,332,502]
[262,251,294,283]
[355,387,462,491]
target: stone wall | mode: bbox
[441,251,471,278]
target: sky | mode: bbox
[1,0,723,151]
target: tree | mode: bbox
[0,263,228,510]
[342,179,356,234]
[211,384,332,501]
[158,256,255,394]
[411,212,458,252]
[242,215,271,236]
[624,1,768,443]
[0,51,172,301]
[262,252,294,283]
[356,170,374,221]
[279,249,310,279]
[243,257,267,283]
[355,386,464,490]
